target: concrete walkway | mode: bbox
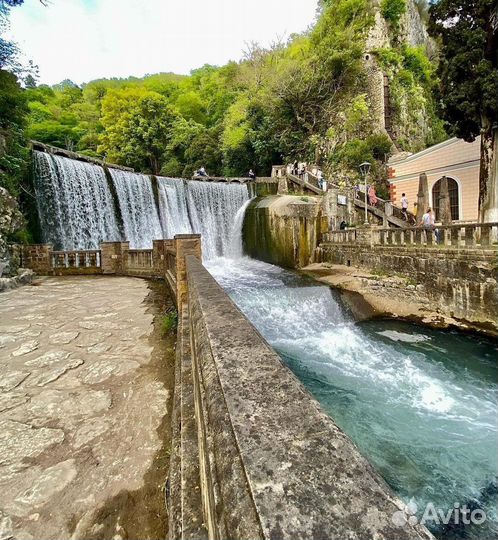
[0,276,174,540]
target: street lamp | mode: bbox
[359,161,371,225]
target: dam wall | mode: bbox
[243,195,328,268]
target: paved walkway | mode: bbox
[0,276,174,540]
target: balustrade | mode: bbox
[125,249,153,269]
[51,250,101,269]
[322,222,498,249]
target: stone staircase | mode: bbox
[353,197,415,228]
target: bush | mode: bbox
[381,0,406,33]
[161,311,178,335]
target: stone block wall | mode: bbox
[21,244,53,275]
[317,243,498,329]
[243,195,326,268]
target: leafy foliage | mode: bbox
[428,0,498,142]
[0,68,28,195]
[381,0,407,35]
[18,0,444,188]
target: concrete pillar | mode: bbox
[416,172,429,224]
[152,239,167,277]
[438,176,452,225]
[21,244,53,275]
[174,234,202,311]
[277,176,289,194]
[100,242,129,274]
[322,188,338,229]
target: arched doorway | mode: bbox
[432,177,460,221]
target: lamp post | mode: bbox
[359,161,371,225]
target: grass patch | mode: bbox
[161,311,178,335]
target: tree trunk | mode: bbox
[478,118,498,224]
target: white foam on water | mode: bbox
[377,330,431,343]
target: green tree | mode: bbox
[429,0,498,222]
[98,88,179,173]
[0,69,28,195]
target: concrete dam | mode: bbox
[8,149,498,539]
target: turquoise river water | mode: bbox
[207,256,498,540]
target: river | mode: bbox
[207,256,498,539]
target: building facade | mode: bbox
[387,137,480,222]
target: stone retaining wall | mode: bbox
[243,195,327,268]
[167,254,433,540]
[317,243,498,329]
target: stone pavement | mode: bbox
[0,276,173,540]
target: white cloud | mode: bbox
[7,0,318,85]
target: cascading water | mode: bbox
[33,151,122,250]
[108,169,163,249]
[33,153,250,257]
[207,257,498,540]
[156,177,250,260]
[157,177,192,238]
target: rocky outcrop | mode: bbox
[0,187,24,277]
[0,268,34,293]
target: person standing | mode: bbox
[248,169,256,180]
[420,207,439,243]
[317,169,323,189]
[401,193,409,220]
[368,184,377,206]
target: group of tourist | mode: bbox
[288,161,328,192]
[193,167,257,180]
[355,184,378,207]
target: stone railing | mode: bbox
[19,236,201,294]
[123,248,154,277]
[51,249,101,274]
[323,222,498,248]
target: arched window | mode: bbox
[432,177,460,221]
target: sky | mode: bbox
[7,0,319,86]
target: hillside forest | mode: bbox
[3,0,448,190]
[1,0,497,217]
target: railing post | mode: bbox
[100,242,129,274]
[465,226,476,247]
[451,227,460,247]
[479,225,491,247]
[153,239,168,277]
[20,244,53,275]
[174,234,202,311]
[415,229,423,245]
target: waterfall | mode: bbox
[227,198,253,259]
[185,180,249,260]
[157,177,192,238]
[108,169,163,249]
[33,152,250,258]
[33,151,122,251]
[156,177,250,260]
